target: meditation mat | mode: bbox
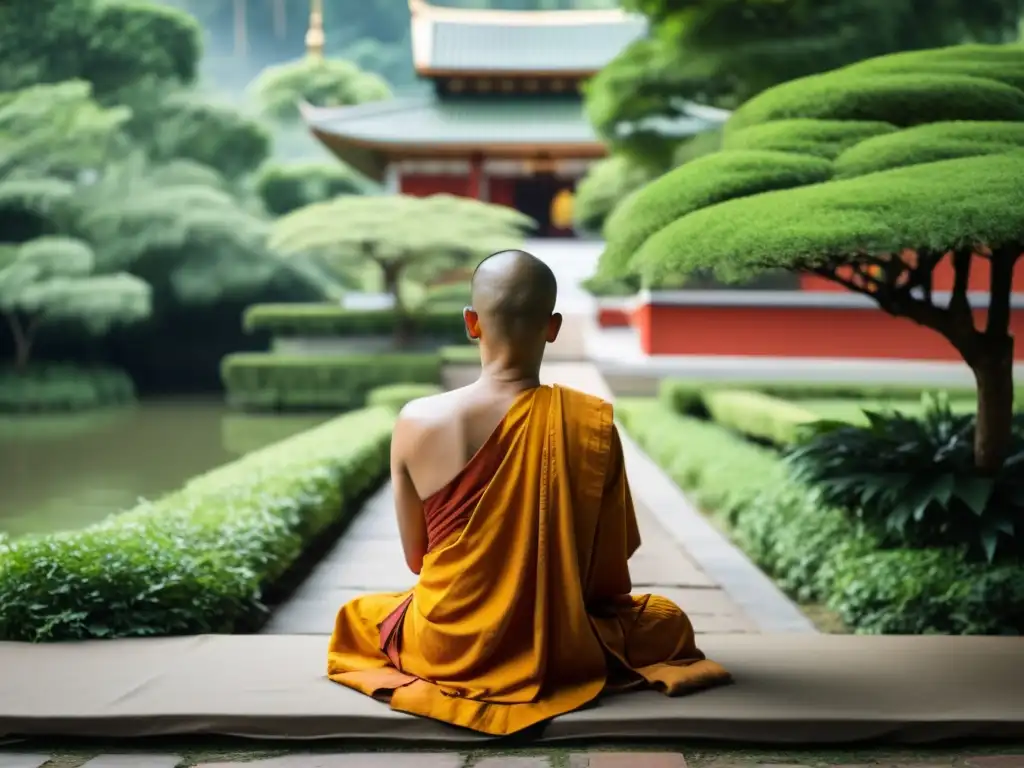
[1,633,1021,744]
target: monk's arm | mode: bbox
[391,417,428,575]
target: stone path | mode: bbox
[2,748,1021,767]
[264,362,756,635]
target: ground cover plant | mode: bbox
[0,406,395,641]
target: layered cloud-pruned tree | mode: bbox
[599,43,1024,474]
[0,237,151,370]
[573,155,656,237]
[254,161,374,216]
[269,195,534,340]
[250,57,392,124]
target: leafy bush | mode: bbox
[421,281,471,308]
[255,161,373,216]
[786,396,1024,562]
[573,154,654,236]
[725,73,1024,134]
[440,345,480,366]
[0,364,135,413]
[221,352,441,411]
[581,274,641,298]
[599,150,832,278]
[0,406,394,641]
[702,390,819,446]
[721,119,898,159]
[616,398,1024,635]
[242,304,469,343]
[367,383,442,412]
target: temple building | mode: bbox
[302,0,719,234]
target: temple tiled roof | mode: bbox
[410,1,647,74]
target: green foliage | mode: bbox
[786,396,1024,562]
[721,119,898,160]
[839,44,1024,91]
[599,150,833,279]
[250,56,392,124]
[616,397,1024,635]
[255,161,373,216]
[581,273,641,297]
[440,345,481,365]
[832,120,1024,178]
[726,73,1024,135]
[243,304,468,343]
[269,195,534,312]
[0,364,134,413]
[421,282,472,309]
[701,390,819,446]
[220,353,442,411]
[0,406,394,641]
[573,155,655,236]
[367,383,443,412]
[631,153,1024,283]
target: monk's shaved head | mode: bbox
[470,250,558,339]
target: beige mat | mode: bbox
[1,633,1022,744]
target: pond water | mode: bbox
[0,399,328,538]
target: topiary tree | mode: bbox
[249,57,392,124]
[573,155,655,237]
[0,237,151,370]
[603,43,1024,474]
[254,161,374,216]
[721,119,898,160]
[268,195,534,343]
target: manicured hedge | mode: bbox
[721,119,897,160]
[221,352,441,411]
[616,398,1024,634]
[243,304,468,342]
[440,345,481,365]
[0,364,136,413]
[0,406,395,641]
[367,383,442,412]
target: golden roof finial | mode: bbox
[306,0,325,58]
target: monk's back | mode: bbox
[400,382,536,501]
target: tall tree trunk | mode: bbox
[4,312,34,372]
[971,336,1015,475]
[382,263,412,349]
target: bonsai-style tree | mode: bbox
[0,237,151,371]
[599,43,1024,474]
[573,155,655,237]
[268,194,534,341]
[249,56,391,124]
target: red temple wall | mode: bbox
[633,300,1024,361]
[400,174,469,197]
[798,252,1024,293]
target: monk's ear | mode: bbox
[464,306,482,340]
[546,313,562,343]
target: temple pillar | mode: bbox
[468,153,486,200]
[384,163,400,194]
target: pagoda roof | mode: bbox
[303,94,719,181]
[409,0,646,76]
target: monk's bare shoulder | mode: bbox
[398,386,471,427]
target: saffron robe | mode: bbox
[327,384,730,735]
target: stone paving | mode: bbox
[2,748,1023,767]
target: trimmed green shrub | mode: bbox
[616,398,1024,635]
[0,365,135,413]
[599,150,833,278]
[242,304,468,343]
[581,273,641,298]
[221,353,441,411]
[726,73,1024,135]
[702,390,819,446]
[786,398,1024,562]
[440,345,480,366]
[255,161,372,216]
[632,153,1024,282]
[0,406,394,641]
[367,383,442,412]
[834,121,1024,178]
[839,44,1024,92]
[573,154,655,236]
[722,119,898,159]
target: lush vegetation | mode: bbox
[0,365,136,413]
[243,304,469,342]
[599,43,1024,476]
[0,406,394,641]
[619,381,1024,635]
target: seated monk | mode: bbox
[327,249,731,735]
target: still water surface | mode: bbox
[0,399,327,538]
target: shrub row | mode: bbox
[220,352,441,411]
[616,398,1023,634]
[0,406,395,641]
[243,304,469,342]
[0,364,136,413]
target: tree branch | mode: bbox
[949,247,973,324]
[986,244,1020,338]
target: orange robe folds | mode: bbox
[327,384,730,735]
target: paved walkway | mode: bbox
[265,363,755,635]
[2,747,1020,767]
